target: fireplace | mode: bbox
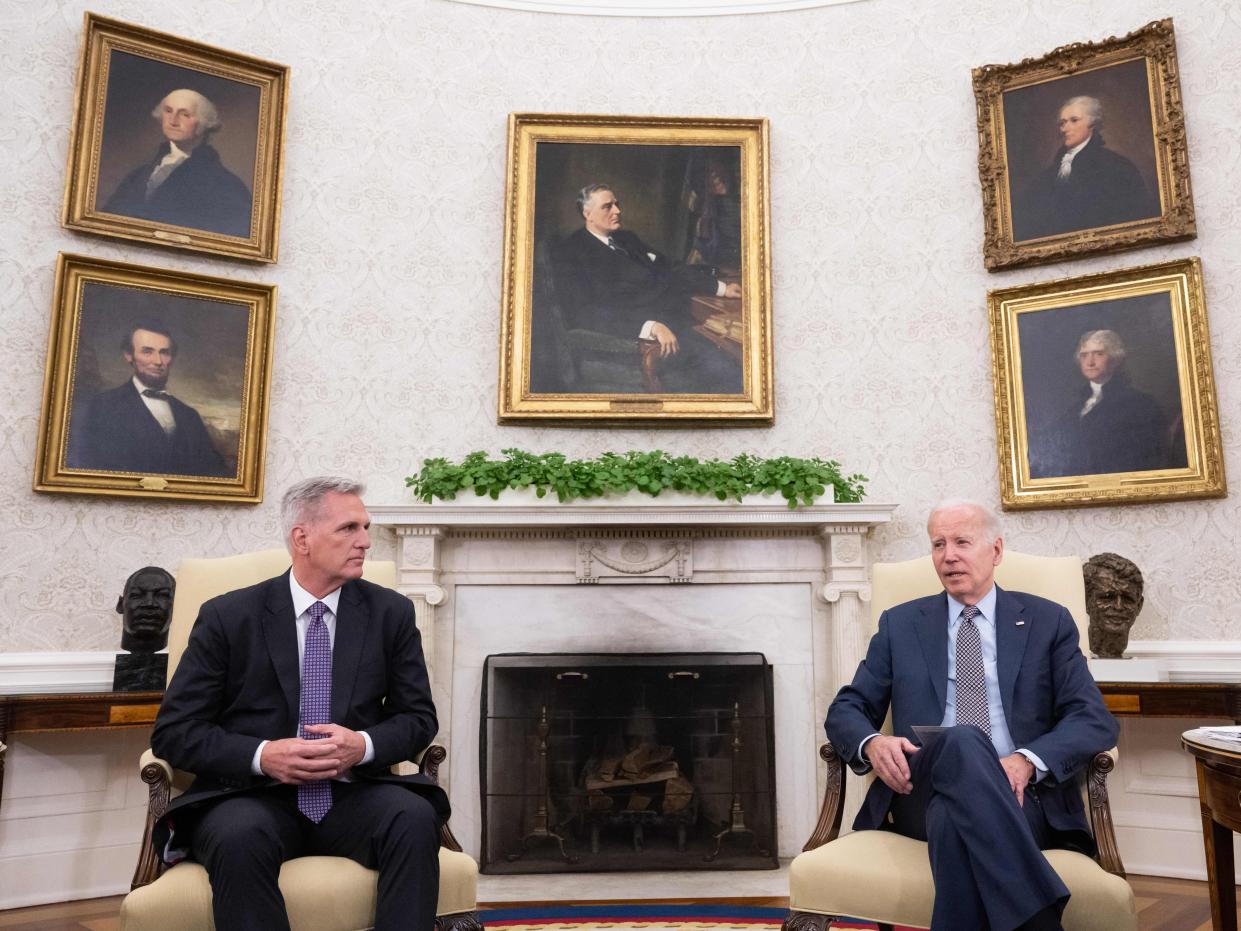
[480,653,777,873]
[369,497,895,876]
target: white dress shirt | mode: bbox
[134,377,177,435]
[1057,136,1091,180]
[249,574,375,776]
[1080,381,1105,417]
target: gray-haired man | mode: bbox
[151,477,444,930]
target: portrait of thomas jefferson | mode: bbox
[100,88,253,237]
[1025,327,1187,480]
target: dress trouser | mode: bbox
[657,327,744,393]
[886,725,1070,931]
[192,781,441,931]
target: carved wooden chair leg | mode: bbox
[781,910,835,931]
[436,911,484,931]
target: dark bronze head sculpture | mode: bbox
[1082,553,1144,659]
[116,566,175,654]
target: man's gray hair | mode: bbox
[1061,95,1103,127]
[1076,329,1126,365]
[576,183,614,216]
[927,498,1003,543]
[281,476,365,548]
[151,89,222,134]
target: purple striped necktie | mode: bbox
[955,605,991,736]
[297,600,333,822]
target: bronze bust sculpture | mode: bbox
[1082,553,1144,659]
[117,565,176,653]
[113,566,175,691]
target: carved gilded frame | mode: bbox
[62,13,289,263]
[498,113,773,424]
[34,254,277,503]
[989,257,1224,511]
[973,19,1195,271]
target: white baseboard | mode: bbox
[1125,640,1241,681]
[0,651,129,693]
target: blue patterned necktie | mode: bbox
[955,605,991,736]
[297,601,333,822]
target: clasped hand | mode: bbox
[866,734,1036,805]
[260,723,365,784]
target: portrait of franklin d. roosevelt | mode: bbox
[530,142,746,396]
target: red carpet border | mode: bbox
[479,904,919,929]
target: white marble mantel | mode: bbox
[369,495,896,864]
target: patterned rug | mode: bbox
[479,904,918,929]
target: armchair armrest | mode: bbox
[130,743,467,891]
[802,743,847,852]
[132,750,174,890]
[1087,749,1125,877]
[799,743,1126,879]
[417,745,465,853]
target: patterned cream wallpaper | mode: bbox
[1,0,1237,652]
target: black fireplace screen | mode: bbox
[480,652,777,873]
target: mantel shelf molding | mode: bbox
[369,497,898,531]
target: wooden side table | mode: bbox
[1100,682,1241,724]
[0,690,163,807]
[1182,730,1241,930]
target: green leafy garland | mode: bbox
[407,449,867,508]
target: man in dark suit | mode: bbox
[102,88,252,238]
[826,500,1118,931]
[151,477,446,931]
[550,182,743,393]
[1030,329,1184,479]
[1014,95,1161,242]
[67,322,230,477]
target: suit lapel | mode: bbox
[331,581,368,725]
[995,585,1030,721]
[121,382,174,448]
[261,572,300,725]
[914,593,949,716]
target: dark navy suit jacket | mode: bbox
[102,142,252,238]
[67,380,230,477]
[826,587,1118,849]
[150,572,448,861]
[551,227,720,339]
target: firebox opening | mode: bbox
[480,652,777,873]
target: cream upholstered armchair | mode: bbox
[784,551,1136,931]
[119,549,481,931]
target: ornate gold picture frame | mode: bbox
[35,254,277,503]
[498,113,773,424]
[989,257,1223,510]
[62,14,289,263]
[973,19,1195,271]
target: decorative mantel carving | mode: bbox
[577,535,693,583]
